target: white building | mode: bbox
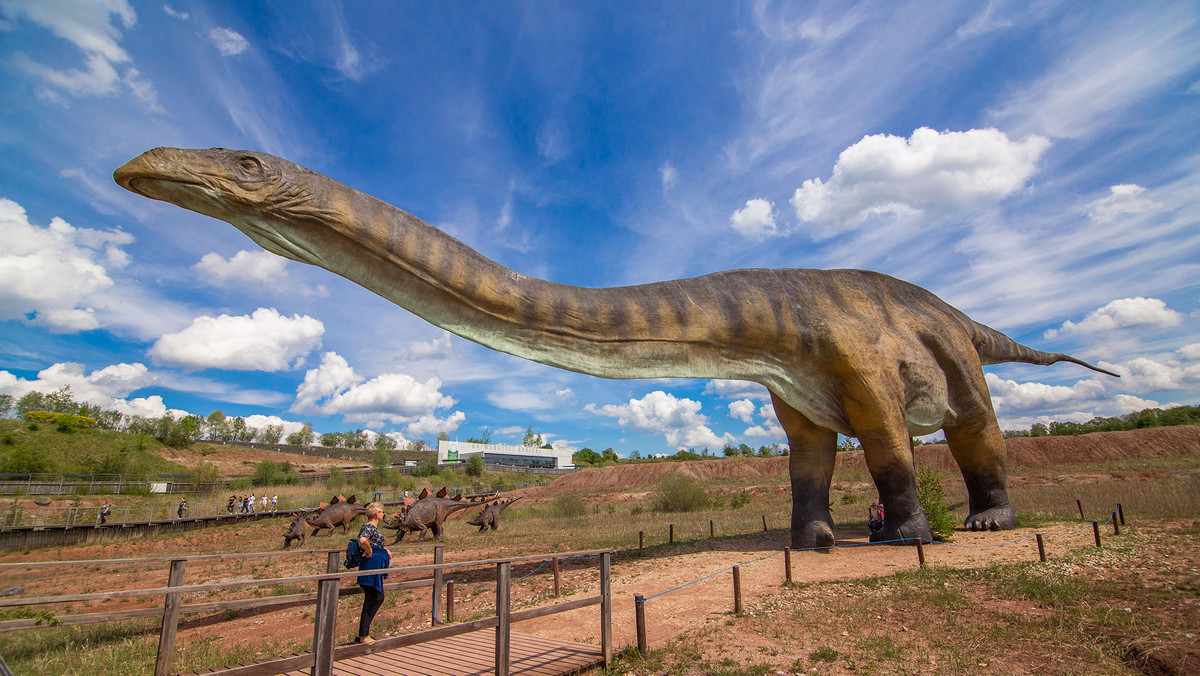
[437,440,574,469]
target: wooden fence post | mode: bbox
[552,557,561,597]
[709,520,714,537]
[762,514,767,531]
[669,524,674,544]
[784,547,792,583]
[1036,534,1046,562]
[732,565,742,614]
[638,531,644,557]
[915,538,925,567]
[1076,499,1084,520]
[601,552,612,668]
[1092,521,1101,547]
[311,551,341,676]
[446,580,455,623]
[1117,503,1125,525]
[153,558,187,676]
[634,593,647,655]
[495,561,511,676]
[1112,512,1119,536]
[432,545,444,625]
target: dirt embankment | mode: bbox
[549,425,1200,492]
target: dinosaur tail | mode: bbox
[971,321,1119,377]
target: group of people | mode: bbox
[226,494,278,514]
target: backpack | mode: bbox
[343,539,364,569]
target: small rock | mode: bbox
[900,626,908,632]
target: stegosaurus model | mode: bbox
[116,148,1120,548]
[304,495,365,537]
[382,488,489,542]
[468,495,524,532]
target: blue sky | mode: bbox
[1,1,1198,456]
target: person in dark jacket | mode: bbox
[354,502,391,644]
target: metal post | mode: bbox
[495,561,511,676]
[601,551,612,667]
[311,551,340,676]
[709,520,714,537]
[1117,503,1125,525]
[639,531,644,557]
[784,547,792,583]
[1112,512,1119,536]
[669,523,674,544]
[634,593,647,654]
[762,514,767,531]
[1076,499,1084,520]
[1092,521,1101,547]
[153,559,187,676]
[732,565,742,614]
[915,538,925,567]
[1036,534,1046,562]
[432,545,444,625]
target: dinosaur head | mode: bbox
[114,147,341,266]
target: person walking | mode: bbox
[353,502,391,644]
[261,495,268,512]
[248,493,256,513]
[99,502,111,525]
[177,498,188,519]
[271,494,278,511]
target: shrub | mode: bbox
[730,492,751,509]
[412,460,440,478]
[326,467,346,490]
[551,494,587,518]
[631,505,644,516]
[652,473,712,513]
[465,454,484,477]
[916,467,956,541]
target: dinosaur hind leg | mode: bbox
[771,392,837,549]
[943,398,1015,531]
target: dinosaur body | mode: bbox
[305,495,365,537]
[382,489,488,542]
[468,496,523,532]
[114,148,1119,548]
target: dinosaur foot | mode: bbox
[791,521,835,550]
[869,512,933,545]
[964,504,1016,531]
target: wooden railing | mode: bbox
[0,547,614,676]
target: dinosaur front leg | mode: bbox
[944,411,1016,531]
[847,389,932,545]
[771,393,837,549]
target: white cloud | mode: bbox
[703,380,771,402]
[194,250,288,288]
[162,5,188,20]
[659,162,678,192]
[1178,344,1200,361]
[729,399,756,423]
[0,197,134,333]
[0,361,169,418]
[405,411,465,437]
[208,26,248,56]
[291,352,460,430]
[790,127,1049,235]
[1044,297,1182,339]
[585,390,733,450]
[730,199,779,238]
[1085,184,1159,223]
[149,308,324,371]
[407,334,453,358]
[985,372,1112,415]
[4,0,160,109]
[1100,356,1200,392]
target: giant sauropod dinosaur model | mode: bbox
[114,148,1118,547]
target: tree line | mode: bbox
[1001,404,1199,439]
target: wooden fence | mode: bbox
[0,546,613,676]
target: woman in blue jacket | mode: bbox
[354,502,391,644]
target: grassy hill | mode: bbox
[0,419,187,477]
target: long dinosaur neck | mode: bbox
[318,183,755,380]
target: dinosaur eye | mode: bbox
[238,157,262,173]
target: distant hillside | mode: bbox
[0,419,187,476]
[548,424,1200,492]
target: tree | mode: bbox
[319,432,343,447]
[523,426,544,448]
[467,426,492,444]
[738,443,753,457]
[374,433,398,450]
[466,453,485,477]
[601,448,619,463]
[259,424,284,444]
[229,416,255,443]
[407,438,429,451]
[757,445,773,457]
[573,448,602,465]
[722,443,737,457]
[0,394,14,418]
[345,429,369,449]
[1030,422,1049,437]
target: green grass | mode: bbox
[0,419,185,477]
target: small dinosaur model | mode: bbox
[468,495,524,532]
[305,495,365,537]
[115,148,1119,548]
[381,488,489,542]
[282,511,311,548]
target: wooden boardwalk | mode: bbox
[279,632,602,676]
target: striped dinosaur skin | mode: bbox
[115,148,1118,548]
